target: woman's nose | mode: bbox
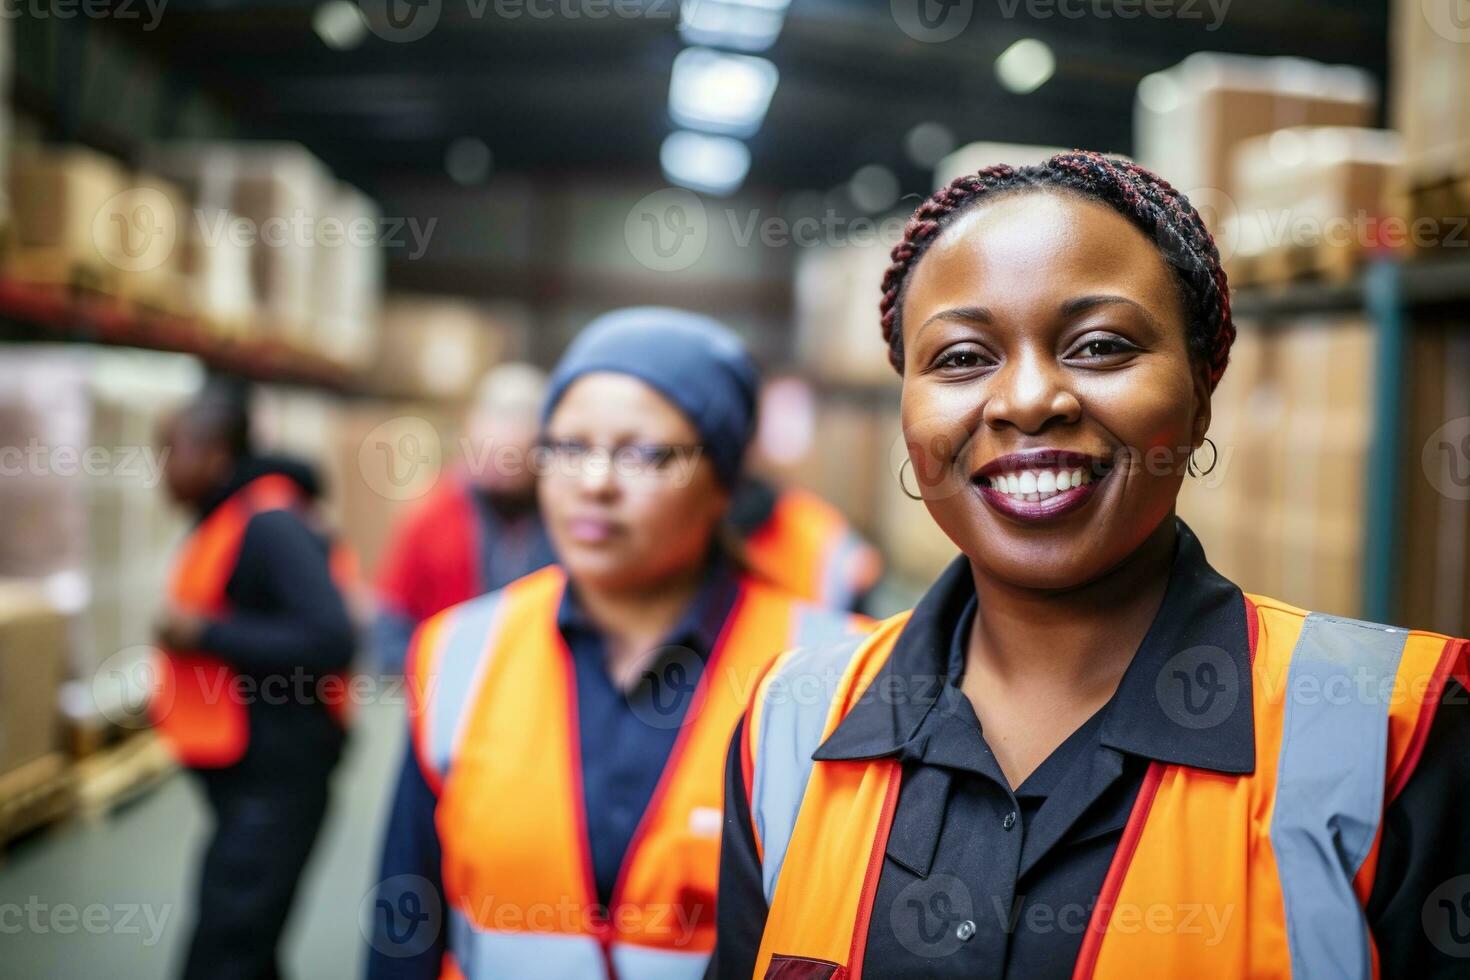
[981,351,1082,434]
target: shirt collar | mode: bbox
[556,546,741,662]
[814,516,1255,775]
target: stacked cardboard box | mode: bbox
[0,581,69,780]
[312,183,384,371]
[1178,316,1373,617]
[1135,54,1376,235]
[1390,0,1470,184]
[1227,128,1402,283]
[6,147,128,289]
[1400,320,1470,638]
[792,234,898,386]
[365,295,528,402]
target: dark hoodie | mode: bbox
[193,454,356,779]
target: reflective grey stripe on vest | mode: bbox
[1269,612,1410,980]
[820,531,867,610]
[448,909,708,980]
[425,590,507,779]
[787,601,859,653]
[750,633,869,905]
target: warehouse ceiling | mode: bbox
[121,0,1390,200]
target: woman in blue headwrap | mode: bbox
[366,308,870,980]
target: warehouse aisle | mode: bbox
[0,699,406,980]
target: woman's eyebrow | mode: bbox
[1059,294,1159,329]
[917,306,993,338]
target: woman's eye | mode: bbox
[1074,337,1136,358]
[934,348,988,371]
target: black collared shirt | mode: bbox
[708,518,1470,978]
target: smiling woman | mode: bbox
[707,152,1470,980]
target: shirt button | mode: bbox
[956,919,976,941]
[1003,811,1017,830]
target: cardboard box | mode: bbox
[1390,0,1470,181]
[366,295,526,401]
[1135,54,1375,232]
[792,237,899,386]
[0,580,69,777]
[7,146,127,277]
[312,183,384,370]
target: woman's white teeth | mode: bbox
[988,467,1091,501]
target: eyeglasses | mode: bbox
[536,438,707,485]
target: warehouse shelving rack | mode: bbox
[1233,252,1470,625]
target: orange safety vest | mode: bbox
[742,488,882,611]
[407,564,871,980]
[741,594,1470,979]
[152,474,356,768]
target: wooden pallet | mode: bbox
[0,754,77,857]
[73,731,177,822]
[1,244,121,298]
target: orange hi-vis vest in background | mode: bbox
[153,474,356,769]
[407,564,871,980]
[742,488,882,612]
[741,595,1469,980]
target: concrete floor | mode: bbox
[1,700,406,980]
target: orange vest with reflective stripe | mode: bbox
[742,595,1469,980]
[153,474,356,768]
[407,564,871,980]
[742,489,882,611]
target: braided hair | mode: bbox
[878,150,1234,391]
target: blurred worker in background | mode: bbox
[366,308,870,979]
[372,363,556,672]
[729,477,883,614]
[153,380,357,980]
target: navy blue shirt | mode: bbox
[708,518,1470,978]
[367,555,741,979]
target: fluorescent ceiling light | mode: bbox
[679,0,788,53]
[313,0,368,50]
[995,39,1055,95]
[660,130,751,196]
[669,47,779,137]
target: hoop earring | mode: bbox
[1187,436,1218,478]
[898,458,923,500]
